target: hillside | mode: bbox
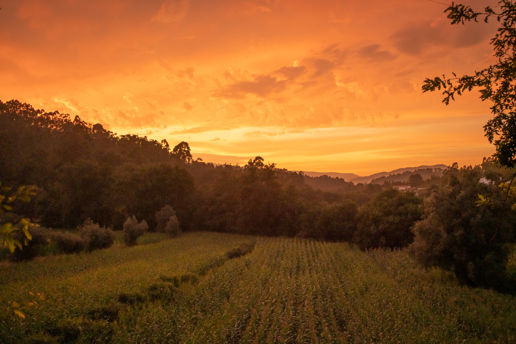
[303,164,448,184]
[1,232,515,343]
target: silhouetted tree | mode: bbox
[423,1,516,167]
[172,141,193,163]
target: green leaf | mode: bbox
[476,194,486,206]
[13,310,25,319]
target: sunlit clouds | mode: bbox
[0,0,499,175]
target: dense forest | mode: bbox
[1,99,516,292]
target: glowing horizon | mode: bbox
[0,0,498,175]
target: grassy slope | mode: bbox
[1,233,515,343]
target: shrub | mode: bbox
[155,205,176,232]
[10,225,50,262]
[80,219,115,252]
[226,242,255,259]
[51,232,86,254]
[146,283,177,302]
[86,304,120,322]
[159,273,199,287]
[117,292,146,306]
[122,216,148,246]
[164,215,181,237]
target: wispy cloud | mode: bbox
[152,0,190,23]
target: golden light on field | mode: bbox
[0,0,499,175]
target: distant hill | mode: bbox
[302,164,448,184]
[351,164,448,184]
[301,171,361,181]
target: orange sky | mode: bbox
[0,0,500,175]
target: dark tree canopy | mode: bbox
[172,141,193,163]
[423,1,516,167]
[410,164,516,291]
[408,173,424,187]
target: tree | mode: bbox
[410,164,516,291]
[313,200,358,242]
[423,1,516,167]
[122,215,148,246]
[408,173,424,187]
[354,188,422,250]
[172,141,193,163]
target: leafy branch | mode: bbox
[0,183,36,253]
[423,1,516,167]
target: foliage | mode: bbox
[172,141,193,163]
[110,163,195,231]
[354,188,423,249]
[79,219,115,252]
[1,99,389,242]
[422,1,516,167]
[370,168,444,186]
[410,164,516,290]
[164,216,181,237]
[9,225,50,262]
[51,231,86,254]
[155,205,177,232]
[225,242,255,259]
[311,200,358,241]
[408,173,424,187]
[122,216,149,246]
[0,182,36,253]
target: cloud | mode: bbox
[358,44,396,62]
[183,101,193,111]
[215,74,288,99]
[169,125,231,134]
[152,0,190,23]
[273,66,307,80]
[309,59,335,78]
[177,67,195,79]
[320,44,349,66]
[244,131,285,138]
[241,1,272,16]
[391,18,494,56]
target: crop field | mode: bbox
[1,232,516,343]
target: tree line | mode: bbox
[1,99,515,293]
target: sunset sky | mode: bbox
[0,0,499,175]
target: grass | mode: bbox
[1,232,515,343]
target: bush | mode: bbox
[226,242,255,259]
[86,304,120,322]
[122,215,148,246]
[155,205,176,232]
[51,232,86,254]
[117,292,146,306]
[80,219,115,252]
[10,225,50,262]
[164,215,181,237]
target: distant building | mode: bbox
[392,185,425,195]
[393,185,411,191]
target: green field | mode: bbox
[1,232,516,343]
